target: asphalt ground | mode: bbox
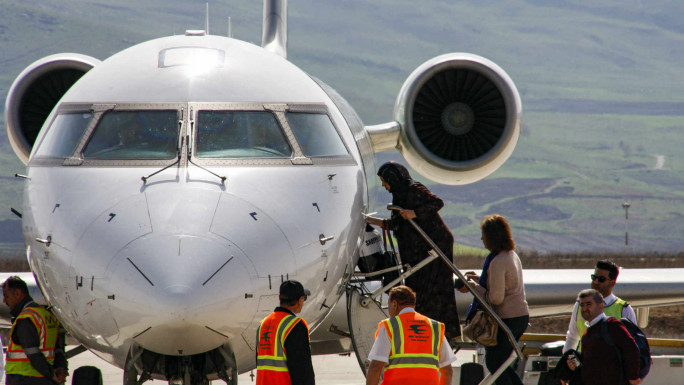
[63,349,476,385]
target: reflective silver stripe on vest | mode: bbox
[19,307,47,345]
[7,349,56,360]
[276,314,296,357]
[430,319,440,355]
[256,358,288,368]
[23,347,41,355]
[389,317,402,353]
[388,355,440,367]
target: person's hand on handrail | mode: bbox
[465,271,480,282]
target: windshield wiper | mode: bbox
[141,137,183,184]
[187,111,226,184]
[142,111,184,185]
[188,147,227,184]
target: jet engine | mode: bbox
[368,53,522,185]
[5,54,100,165]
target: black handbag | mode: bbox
[380,226,401,287]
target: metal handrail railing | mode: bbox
[480,351,520,385]
[360,250,440,307]
[386,204,524,361]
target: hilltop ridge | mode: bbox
[1,0,683,252]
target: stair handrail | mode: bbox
[386,204,524,361]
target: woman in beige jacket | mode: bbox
[459,214,529,385]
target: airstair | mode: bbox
[347,205,524,385]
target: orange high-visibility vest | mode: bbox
[376,312,444,385]
[6,304,60,377]
[256,311,308,385]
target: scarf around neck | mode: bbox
[465,251,496,323]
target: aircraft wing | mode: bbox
[6,267,681,326]
[315,267,684,349]
[454,268,684,318]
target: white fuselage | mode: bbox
[20,34,376,373]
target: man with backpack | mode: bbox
[564,260,637,353]
[566,289,642,385]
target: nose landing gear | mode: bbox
[124,344,238,385]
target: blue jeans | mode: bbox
[484,314,529,385]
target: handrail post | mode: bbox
[386,205,524,360]
[360,250,440,307]
[479,351,519,385]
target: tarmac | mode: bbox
[64,348,475,385]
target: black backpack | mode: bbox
[600,317,652,380]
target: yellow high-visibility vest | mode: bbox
[6,305,60,377]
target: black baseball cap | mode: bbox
[279,280,310,301]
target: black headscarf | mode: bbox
[377,161,416,208]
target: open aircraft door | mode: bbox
[346,285,389,376]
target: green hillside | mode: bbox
[1,0,683,253]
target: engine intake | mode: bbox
[393,53,522,185]
[5,54,100,164]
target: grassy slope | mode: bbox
[1,0,684,252]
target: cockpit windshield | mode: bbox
[82,110,179,160]
[34,112,95,158]
[32,105,350,165]
[286,112,348,157]
[195,111,292,158]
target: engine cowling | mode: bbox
[393,53,522,185]
[5,54,100,165]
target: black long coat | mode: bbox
[387,182,460,338]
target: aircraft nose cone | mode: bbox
[107,234,258,355]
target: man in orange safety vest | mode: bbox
[256,280,314,385]
[366,285,455,385]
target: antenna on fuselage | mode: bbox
[205,2,210,34]
[262,0,287,58]
[228,17,232,37]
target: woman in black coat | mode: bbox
[366,161,460,338]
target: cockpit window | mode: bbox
[82,110,178,160]
[195,111,292,158]
[286,112,348,157]
[34,112,94,158]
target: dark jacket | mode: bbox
[386,183,460,337]
[580,317,640,385]
[386,182,453,260]
[6,296,67,385]
[257,307,315,385]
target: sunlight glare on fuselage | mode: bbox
[160,46,225,78]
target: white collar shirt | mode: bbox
[367,307,456,367]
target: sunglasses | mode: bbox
[591,274,610,283]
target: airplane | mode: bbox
[3,1,684,385]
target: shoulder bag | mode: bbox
[463,309,498,346]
